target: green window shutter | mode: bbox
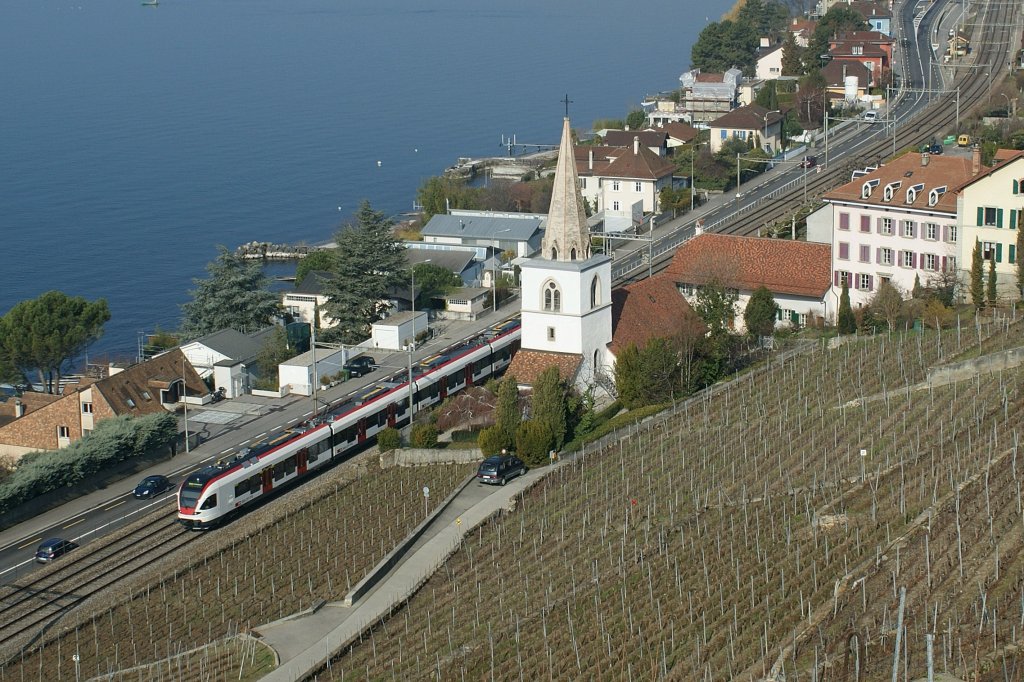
[1011,209,1018,230]
[977,206,984,226]
[996,242,1003,262]
[1011,244,1017,264]
[1015,179,1020,194]
[997,208,1004,228]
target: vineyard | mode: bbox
[0,459,470,680]
[317,317,1024,681]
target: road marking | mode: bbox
[104,500,126,511]
[17,537,42,550]
[220,448,232,455]
[302,411,313,417]
[255,432,266,438]
[288,419,299,425]
[237,441,248,447]
[201,455,216,463]
[63,518,85,529]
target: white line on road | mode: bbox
[302,411,313,417]
[255,432,267,439]
[220,448,233,455]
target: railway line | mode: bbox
[0,511,200,658]
[611,0,1019,285]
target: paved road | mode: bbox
[0,306,517,582]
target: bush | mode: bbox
[563,404,669,452]
[515,420,554,466]
[477,425,508,456]
[410,423,439,449]
[450,430,479,443]
[377,428,401,452]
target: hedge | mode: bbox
[563,403,668,453]
[0,412,178,515]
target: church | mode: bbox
[506,114,698,395]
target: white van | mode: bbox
[863,110,878,123]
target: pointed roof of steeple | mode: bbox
[542,117,591,262]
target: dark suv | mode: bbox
[476,453,526,486]
[343,356,376,378]
[35,538,78,563]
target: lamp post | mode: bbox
[761,109,780,155]
[181,355,190,453]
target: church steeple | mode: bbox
[542,116,591,262]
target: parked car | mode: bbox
[133,474,172,499]
[863,110,878,123]
[343,355,376,378]
[929,142,944,155]
[476,453,527,486]
[35,538,78,563]
[798,155,818,169]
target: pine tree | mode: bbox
[837,280,857,334]
[744,286,780,337]
[987,258,998,306]
[181,247,281,340]
[912,274,923,299]
[970,239,985,309]
[531,367,567,450]
[495,376,521,448]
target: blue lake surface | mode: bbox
[0,0,732,359]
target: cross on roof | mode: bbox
[562,94,573,119]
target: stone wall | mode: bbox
[380,447,482,468]
[927,346,1024,386]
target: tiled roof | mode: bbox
[849,1,892,18]
[93,349,207,415]
[609,278,704,355]
[663,233,832,298]
[953,149,1024,191]
[190,328,273,363]
[293,270,332,296]
[823,153,973,212]
[602,130,668,149]
[661,122,699,143]
[836,30,891,43]
[822,60,871,86]
[710,104,785,131]
[505,350,581,386]
[695,72,725,83]
[830,42,887,58]
[600,144,676,181]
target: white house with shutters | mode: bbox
[821,152,974,308]
[955,150,1024,300]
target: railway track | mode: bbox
[612,0,1018,286]
[0,509,199,660]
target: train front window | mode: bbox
[180,475,205,507]
[200,494,217,510]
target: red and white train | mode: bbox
[177,321,520,528]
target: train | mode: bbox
[177,320,521,529]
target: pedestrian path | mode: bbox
[255,469,543,682]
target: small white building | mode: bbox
[278,347,349,396]
[178,327,274,397]
[371,311,429,351]
[438,287,492,321]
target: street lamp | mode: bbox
[761,109,781,155]
[690,139,704,213]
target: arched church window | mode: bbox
[551,246,558,260]
[543,281,561,312]
[590,276,600,307]
[570,248,577,261]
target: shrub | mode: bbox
[450,430,479,443]
[377,428,401,452]
[410,423,439,449]
[515,420,554,466]
[477,425,508,456]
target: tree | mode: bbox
[806,6,868,70]
[691,20,759,74]
[515,420,554,467]
[530,367,567,451]
[495,376,521,448]
[477,426,508,456]
[412,263,462,308]
[321,201,408,344]
[613,344,646,410]
[295,249,338,286]
[410,422,439,448]
[625,109,647,130]
[253,326,292,391]
[658,186,692,215]
[181,247,281,340]
[416,175,477,221]
[736,0,789,38]
[0,291,110,394]
[744,286,780,338]
[987,258,998,306]
[693,281,738,334]
[837,280,857,334]
[912,274,923,299]
[780,32,804,76]
[755,80,780,111]
[970,239,984,308]
[870,280,904,330]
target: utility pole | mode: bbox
[311,321,319,420]
[181,355,190,453]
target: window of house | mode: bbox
[901,220,915,238]
[852,45,863,55]
[880,247,893,265]
[57,425,70,439]
[947,225,958,243]
[860,215,871,232]
[859,245,871,263]
[125,398,136,408]
[612,201,620,211]
[982,241,998,261]
[579,178,587,189]
[901,250,914,267]
[947,256,957,272]
[82,402,93,414]
[923,253,936,271]
[836,270,850,287]
[839,213,850,230]
[612,181,620,191]
[838,242,850,260]
[983,207,998,226]
[547,327,556,341]
[677,283,695,297]
[925,223,938,240]
[543,281,561,312]
[858,273,872,291]
[881,218,893,235]
[634,182,642,192]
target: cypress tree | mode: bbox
[987,258,997,306]
[970,239,984,308]
[837,280,856,334]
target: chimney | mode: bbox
[588,148,594,170]
[633,136,640,155]
[14,399,24,418]
[921,152,929,166]
[972,144,981,176]
[842,64,847,78]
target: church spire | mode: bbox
[542,116,591,262]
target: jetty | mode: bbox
[444,148,558,180]
[235,241,321,261]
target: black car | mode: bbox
[798,155,818,169]
[35,538,78,563]
[344,355,376,378]
[133,474,172,499]
[929,143,943,155]
[476,453,526,486]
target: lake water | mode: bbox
[0,0,733,359]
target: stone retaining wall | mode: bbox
[379,447,482,468]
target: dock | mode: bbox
[445,148,558,180]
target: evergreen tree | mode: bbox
[693,281,738,335]
[987,258,998,306]
[613,344,646,410]
[181,247,281,340]
[495,376,521,448]
[295,249,338,286]
[970,239,984,309]
[530,367,567,450]
[780,32,804,76]
[837,280,857,334]
[912,274,923,299]
[806,6,868,70]
[744,286,780,337]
